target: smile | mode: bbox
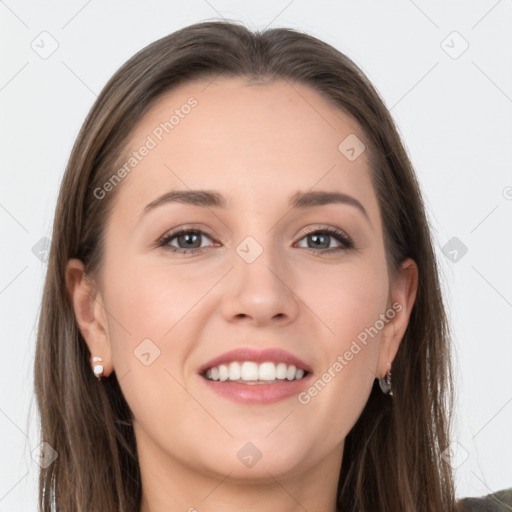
[202,361,308,383]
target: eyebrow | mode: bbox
[141,189,370,223]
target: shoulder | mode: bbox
[457,488,512,511]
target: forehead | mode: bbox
[113,77,377,218]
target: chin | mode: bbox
[190,437,310,480]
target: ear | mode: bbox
[65,258,113,377]
[377,257,418,378]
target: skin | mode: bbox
[67,77,418,512]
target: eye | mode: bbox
[157,228,216,254]
[156,225,354,255]
[295,227,354,253]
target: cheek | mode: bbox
[100,255,222,417]
[300,253,389,344]
[297,254,388,403]
[99,261,205,441]
[104,255,215,345]
[295,262,386,442]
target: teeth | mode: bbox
[203,361,308,382]
[258,362,276,381]
[276,362,287,379]
[241,361,259,381]
[229,362,241,380]
[218,364,229,381]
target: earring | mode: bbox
[378,361,393,396]
[92,356,104,379]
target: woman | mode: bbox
[33,20,511,511]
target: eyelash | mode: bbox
[156,226,355,255]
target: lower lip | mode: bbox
[199,374,313,404]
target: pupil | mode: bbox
[310,233,328,249]
[180,233,200,248]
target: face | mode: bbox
[70,77,415,485]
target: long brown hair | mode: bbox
[34,19,458,511]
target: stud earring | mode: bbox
[378,361,393,396]
[92,356,104,379]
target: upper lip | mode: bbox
[198,347,313,374]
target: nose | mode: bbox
[220,240,300,327]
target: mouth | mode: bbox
[197,347,313,404]
[199,360,313,404]
[201,361,310,384]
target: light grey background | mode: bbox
[1,1,511,509]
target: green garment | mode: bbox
[458,488,512,511]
